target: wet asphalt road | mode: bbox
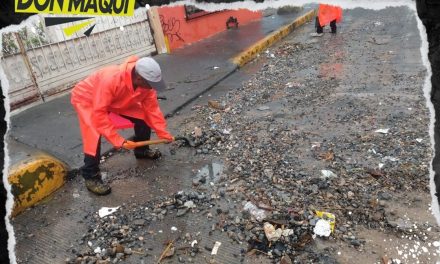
[11,6,440,264]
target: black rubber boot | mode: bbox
[134,148,162,159]
[330,20,337,34]
[316,17,324,34]
[85,175,111,195]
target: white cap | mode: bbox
[135,57,166,91]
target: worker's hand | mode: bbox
[163,136,174,144]
[166,136,175,144]
[122,140,137,150]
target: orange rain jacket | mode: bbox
[71,56,173,156]
[318,4,343,27]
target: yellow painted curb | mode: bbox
[231,9,317,67]
[8,152,68,217]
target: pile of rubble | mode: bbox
[177,37,433,259]
[67,191,212,263]
[70,21,434,263]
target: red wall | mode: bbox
[158,6,262,51]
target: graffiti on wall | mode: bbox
[160,15,184,43]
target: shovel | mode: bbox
[131,136,196,148]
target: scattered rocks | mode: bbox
[280,255,293,264]
[68,10,432,264]
[68,191,214,263]
[174,26,431,261]
[378,191,392,201]
[184,201,196,209]
[133,219,145,226]
[350,239,361,247]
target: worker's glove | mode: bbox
[122,140,137,150]
[163,136,175,144]
[166,137,174,144]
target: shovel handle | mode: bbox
[132,139,172,147]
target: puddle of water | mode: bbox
[194,161,224,183]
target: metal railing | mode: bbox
[1,8,156,110]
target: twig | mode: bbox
[131,249,145,255]
[157,241,174,264]
[177,246,191,251]
[381,255,390,264]
[253,249,269,255]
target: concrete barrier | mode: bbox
[7,140,68,216]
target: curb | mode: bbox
[8,141,68,217]
[231,9,317,67]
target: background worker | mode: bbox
[315,3,343,34]
[71,56,174,195]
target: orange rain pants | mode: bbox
[71,56,173,156]
[318,3,343,27]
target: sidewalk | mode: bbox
[9,7,315,169]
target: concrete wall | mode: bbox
[157,6,262,51]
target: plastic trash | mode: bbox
[375,128,390,134]
[382,156,398,162]
[222,128,232,135]
[211,241,222,255]
[263,222,293,242]
[98,206,120,218]
[243,201,268,221]
[208,100,225,110]
[315,211,336,234]
[314,219,332,237]
[264,222,282,242]
[321,170,337,179]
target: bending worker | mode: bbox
[315,3,342,34]
[71,56,174,195]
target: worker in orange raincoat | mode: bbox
[71,56,174,195]
[315,3,343,34]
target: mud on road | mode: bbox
[12,6,440,264]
